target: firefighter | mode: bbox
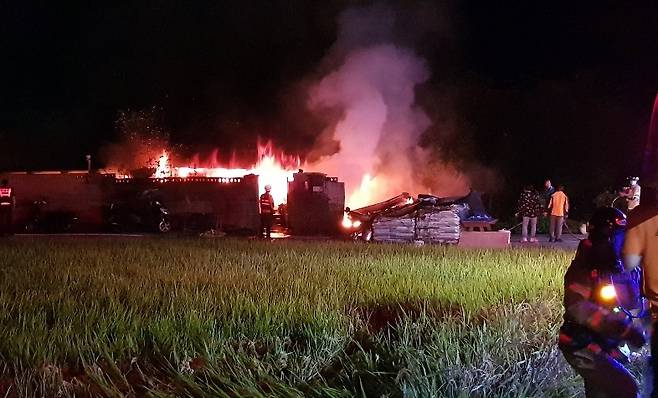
[623,185,658,396]
[0,179,15,235]
[620,176,641,211]
[559,207,646,398]
[259,184,275,239]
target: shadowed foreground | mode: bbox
[0,238,599,396]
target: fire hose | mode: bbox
[611,195,628,208]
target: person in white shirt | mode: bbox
[620,177,641,211]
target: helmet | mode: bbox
[264,185,272,192]
[585,207,628,271]
[589,207,626,240]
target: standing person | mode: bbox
[560,207,645,398]
[548,185,569,242]
[539,179,557,234]
[259,184,275,239]
[623,185,658,396]
[620,176,641,211]
[515,185,542,243]
[542,179,556,206]
[0,179,15,236]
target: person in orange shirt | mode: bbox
[548,185,569,242]
[623,185,658,396]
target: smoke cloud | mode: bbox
[305,4,473,208]
[98,3,494,207]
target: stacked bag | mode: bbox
[372,216,415,243]
[415,207,460,244]
[371,206,461,244]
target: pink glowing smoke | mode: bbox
[306,5,472,207]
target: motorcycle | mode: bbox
[106,200,171,233]
[24,200,78,233]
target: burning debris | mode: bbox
[343,192,467,244]
[342,193,412,240]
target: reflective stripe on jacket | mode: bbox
[260,193,274,214]
[0,188,12,205]
[560,240,637,352]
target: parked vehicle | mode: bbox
[24,200,78,233]
[105,199,171,233]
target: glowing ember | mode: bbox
[341,213,352,229]
[154,151,171,178]
[151,141,298,206]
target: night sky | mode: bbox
[2,1,658,215]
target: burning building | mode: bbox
[0,170,263,233]
[0,141,346,235]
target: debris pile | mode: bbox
[344,192,475,245]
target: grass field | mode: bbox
[0,238,606,397]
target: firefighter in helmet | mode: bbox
[0,179,15,235]
[559,207,646,397]
[620,176,641,211]
[259,184,275,239]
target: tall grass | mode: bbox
[0,238,587,396]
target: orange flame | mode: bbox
[135,141,432,210]
[151,141,299,206]
[346,174,378,209]
[154,151,171,178]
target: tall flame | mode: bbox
[347,174,377,209]
[151,141,298,206]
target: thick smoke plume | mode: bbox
[306,4,473,208]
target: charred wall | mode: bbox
[287,172,345,235]
[0,172,113,231]
[0,172,260,232]
[113,175,259,232]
